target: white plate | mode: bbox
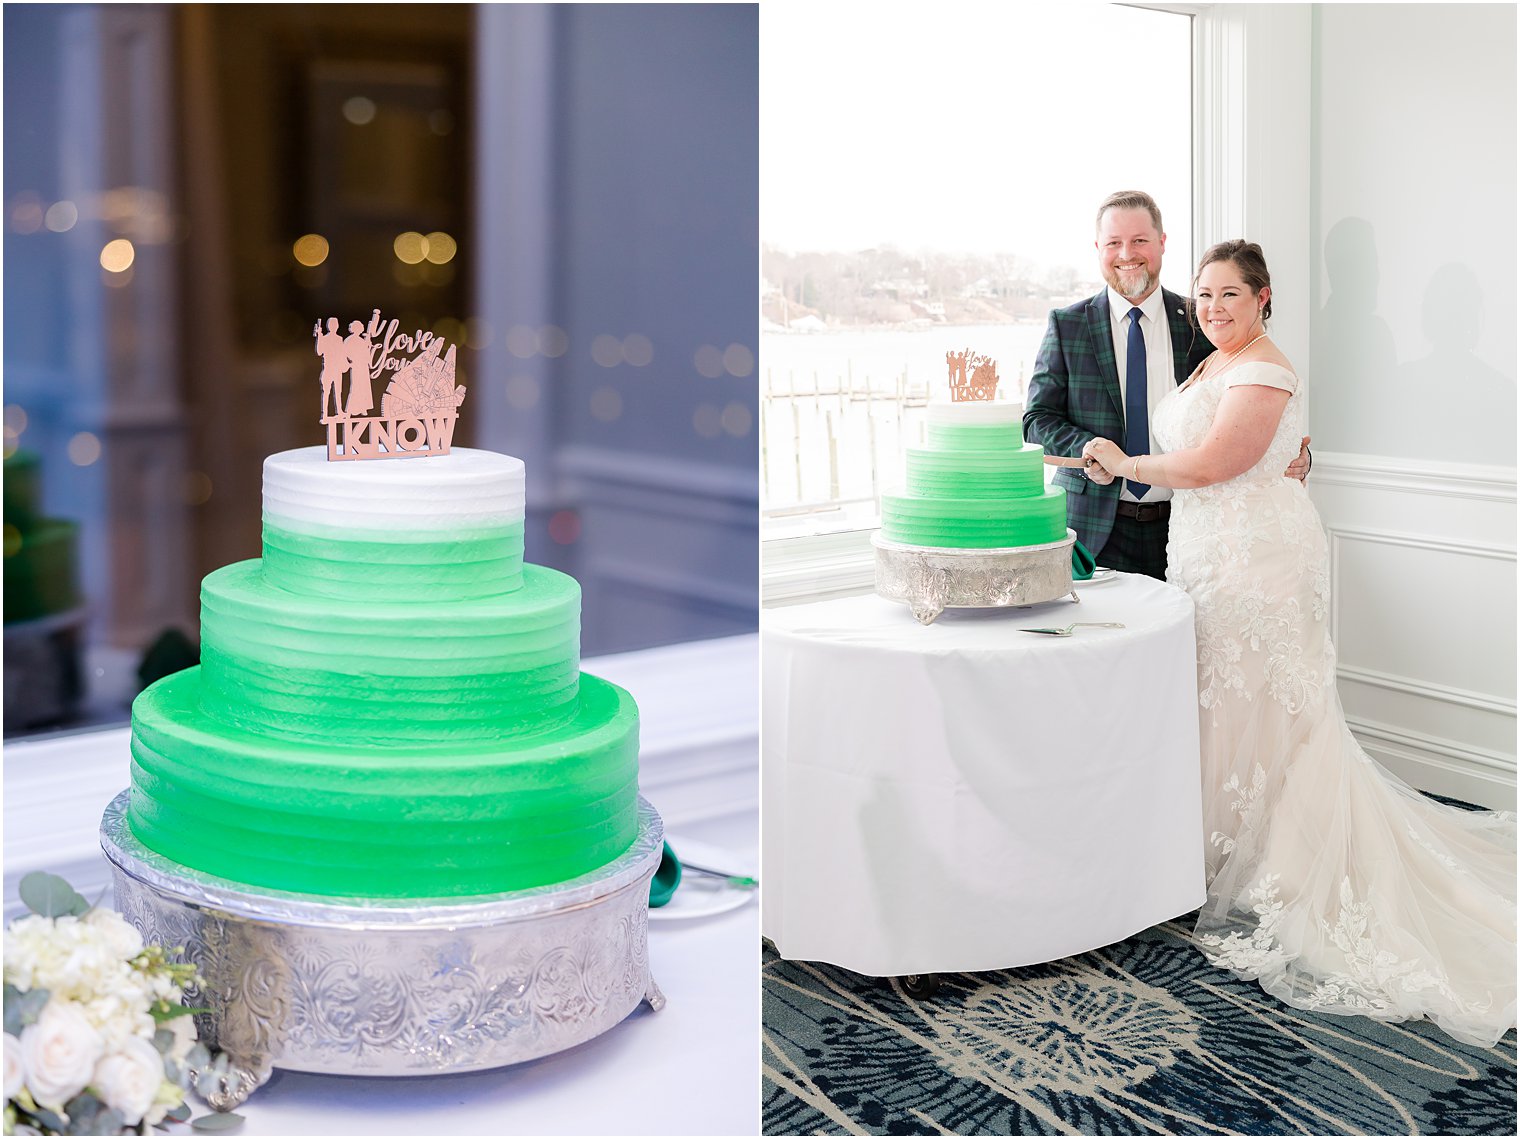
[1082,567,1119,584]
[650,834,758,921]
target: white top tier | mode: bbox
[926,401,1025,427]
[263,446,526,532]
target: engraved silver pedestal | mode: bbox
[874,530,1078,624]
[100,792,665,1109]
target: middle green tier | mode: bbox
[199,559,580,744]
[904,440,1046,498]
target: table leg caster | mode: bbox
[899,973,941,999]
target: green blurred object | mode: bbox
[137,628,200,692]
[3,450,83,625]
[649,840,682,907]
[1072,539,1097,581]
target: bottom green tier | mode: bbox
[879,485,1068,548]
[128,668,639,899]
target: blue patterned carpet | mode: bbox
[762,918,1516,1136]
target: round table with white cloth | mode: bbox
[762,572,1206,978]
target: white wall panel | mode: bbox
[1311,453,1516,808]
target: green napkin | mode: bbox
[1072,539,1097,581]
[649,840,682,907]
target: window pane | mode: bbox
[760,3,1192,529]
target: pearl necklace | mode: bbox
[1199,330,1269,382]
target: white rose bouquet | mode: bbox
[3,874,244,1135]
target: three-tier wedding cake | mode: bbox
[879,400,1066,549]
[127,446,640,898]
[874,349,1076,622]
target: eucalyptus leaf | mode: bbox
[185,1043,211,1069]
[18,872,90,918]
[195,1068,224,1098]
[189,1112,245,1132]
[165,1103,192,1123]
[3,982,24,1035]
[29,1106,66,1133]
[5,986,51,1035]
[61,1090,103,1134]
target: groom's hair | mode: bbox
[1095,191,1163,234]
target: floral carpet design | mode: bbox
[762,919,1516,1135]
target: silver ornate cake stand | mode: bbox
[100,792,665,1109]
[874,530,1079,625]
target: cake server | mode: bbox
[1018,621,1126,636]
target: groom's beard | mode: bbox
[1105,266,1153,300]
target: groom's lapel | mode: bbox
[1164,289,1195,385]
[1086,291,1123,423]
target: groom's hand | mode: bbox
[1081,439,1117,485]
[1285,435,1311,482]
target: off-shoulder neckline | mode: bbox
[1181,357,1297,393]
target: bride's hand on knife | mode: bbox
[1083,438,1128,482]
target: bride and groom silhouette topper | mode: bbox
[314,309,467,462]
[947,350,999,403]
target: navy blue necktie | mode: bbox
[1124,307,1151,498]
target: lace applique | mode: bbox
[1155,381,1330,720]
[1406,824,1463,873]
[1201,876,1477,1017]
[1298,879,1469,1014]
[1197,873,1289,973]
[1209,764,1270,855]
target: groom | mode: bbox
[1024,190,1307,579]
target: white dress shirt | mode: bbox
[1106,286,1175,504]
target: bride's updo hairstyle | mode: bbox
[1193,239,1272,323]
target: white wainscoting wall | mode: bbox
[1307,452,1517,810]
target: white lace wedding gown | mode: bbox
[1153,360,1517,1048]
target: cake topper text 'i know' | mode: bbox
[946,349,999,403]
[315,309,467,461]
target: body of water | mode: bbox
[759,322,1060,514]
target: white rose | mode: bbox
[90,1037,163,1125]
[18,998,104,1110]
[3,1033,22,1101]
[82,910,143,961]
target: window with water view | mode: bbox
[760,3,1194,538]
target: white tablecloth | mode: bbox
[762,575,1205,977]
[3,636,759,1136]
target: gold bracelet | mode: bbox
[1132,456,1141,480]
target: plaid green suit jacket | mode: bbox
[1023,288,1213,558]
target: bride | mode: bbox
[1084,240,1516,1048]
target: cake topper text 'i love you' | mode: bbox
[315,309,467,461]
[946,349,999,403]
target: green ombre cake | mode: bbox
[127,446,639,898]
[880,401,1066,548]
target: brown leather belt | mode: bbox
[1115,500,1171,523]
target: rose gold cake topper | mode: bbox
[947,349,998,402]
[314,309,468,461]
